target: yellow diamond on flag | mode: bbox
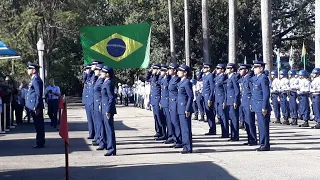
[90,33,143,62]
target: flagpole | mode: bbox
[289,46,293,69]
[65,140,69,180]
[61,99,69,180]
[277,48,280,79]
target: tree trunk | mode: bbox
[202,0,210,64]
[168,0,176,63]
[184,0,190,66]
[229,0,237,64]
[261,0,273,72]
[316,0,320,68]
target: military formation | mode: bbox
[82,60,117,156]
[270,68,320,128]
[127,61,320,153]
[12,59,319,154]
[18,58,320,154]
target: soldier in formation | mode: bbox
[81,59,320,154]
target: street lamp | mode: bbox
[37,38,45,94]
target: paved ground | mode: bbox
[1,102,320,180]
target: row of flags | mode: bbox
[276,43,307,70]
[242,43,307,70]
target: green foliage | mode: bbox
[0,0,316,95]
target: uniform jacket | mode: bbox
[160,75,171,108]
[101,79,117,114]
[26,74,44,110]
[146,72,161,106]
[177,78,194,115]
[214,74,227,103]
[86,70,98,106]
[239,74,253,106]
[226,73,240,106]
[252,73,271,112]
[202,72,215,102]
[93,77,104,111]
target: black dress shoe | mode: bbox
[96,146,105,150]
[221,135,229,138]
[282,120,290,125]
[255,147,270,151]
[205,132,216,135]
[104,152,116,156]
[228,139,239,142]
[273,119,281,124]
[243,142,257,146]
[311,123,320,129]
[92,142,99,146]
[291,119,298,125]
[92,139,97,143]
[180,150,192,154]
[32,145,44,148]
[299,121,309,127]
[153,134,161,137]
[173,144,183,148]
[155,136,167,141]
[163,139,175,144]
[87,137,94,140]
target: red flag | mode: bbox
[59,97,64,110]
[59,103,69,144]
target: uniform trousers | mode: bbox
[178,113,192,152]
[226,105,239,140]
[85,104,95,138]
[289,92,298,119]
[31,110,45,146]
[103,113,116,154]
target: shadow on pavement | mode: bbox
[0,161,238,180]
[2,120,136,135]
[0,137,90,157]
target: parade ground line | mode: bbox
[1,104,320,180]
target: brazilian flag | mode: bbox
[80,23,151,69]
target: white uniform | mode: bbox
[118,86,123,95]
[192,84,197,101]
[297,79,310,95]
[310,77,320,95]
[195,81,203,94]
[271,78,281,94]
[279,78,290,92]
[289,77,300,92]
[144,83,151,109]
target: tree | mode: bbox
[0,0,316,95]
